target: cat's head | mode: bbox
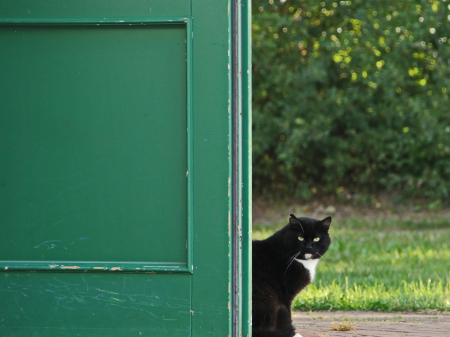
[283,214,332,260]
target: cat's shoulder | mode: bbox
[252,239,274,265]
[252,239,267,255]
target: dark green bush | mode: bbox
[252,0,450,199]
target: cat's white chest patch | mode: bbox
[295,258,319,281]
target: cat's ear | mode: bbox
[289,214,303,230]
[320,216,332,231]
[289,214,298,225]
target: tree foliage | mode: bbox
[252,0,450,199]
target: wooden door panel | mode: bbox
[0,273,191,336]
[0,24,188,265]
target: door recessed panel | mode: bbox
[0,24,188,266]
[0,272,191,336]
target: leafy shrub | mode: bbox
[252,0,450,199]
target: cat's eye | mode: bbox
[313,237,320,242]
[298,237,304,241]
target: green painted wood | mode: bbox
[0,0,251,335]
[241,0,253,335]
[0,0,190,19]
[231,0,244,334]
[0,23,189,267]
[0,273,191,336]
[190,0,233,330]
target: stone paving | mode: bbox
[292,310,450,337]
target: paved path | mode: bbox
[292,311,450,337]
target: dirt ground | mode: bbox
[252,197,450,226]
[292,310,450,337]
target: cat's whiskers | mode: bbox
[314,251,329,264]
[284,252,301,276]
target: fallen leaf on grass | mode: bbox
[330,321,357,331]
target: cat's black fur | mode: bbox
[252,214,332,337]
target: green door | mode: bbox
[0,1,251,336]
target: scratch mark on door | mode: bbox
[34,240,61,249]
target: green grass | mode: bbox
[253,218,450,311]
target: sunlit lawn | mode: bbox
[253,218,450,311]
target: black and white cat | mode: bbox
[252,214,332,337]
